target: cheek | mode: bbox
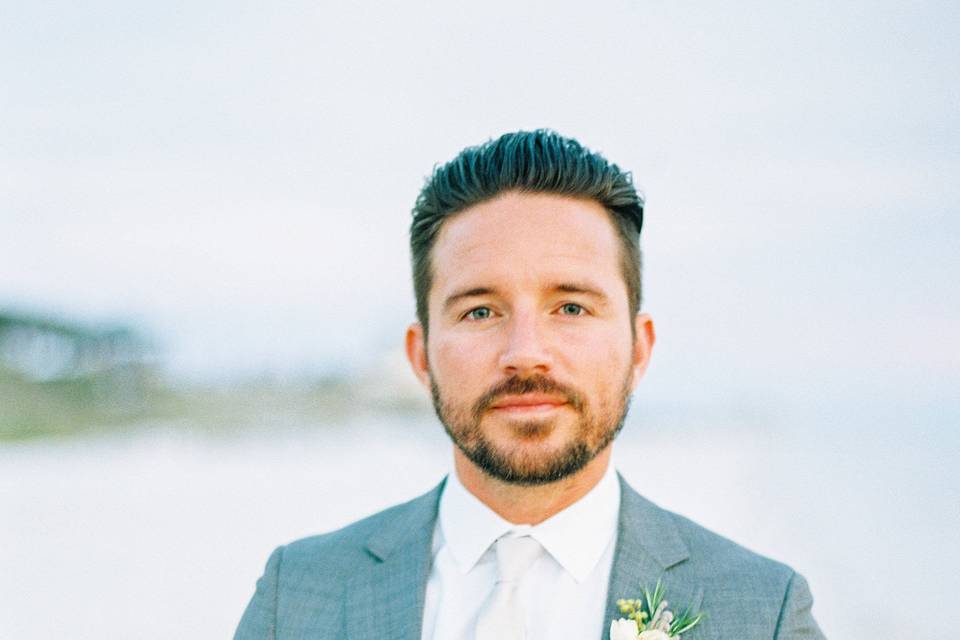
[428,335,492,394]
[559,330,633,389]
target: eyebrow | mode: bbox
[443,287,497,313]
[442,282,609,313]
[552,282,609,301]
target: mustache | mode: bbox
[472,374,585,419]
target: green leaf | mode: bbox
[671,612,704,635]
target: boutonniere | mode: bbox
[609,580,704,640]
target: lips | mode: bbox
[490,394,568,412]
[472,374,585,416]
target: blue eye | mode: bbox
[560,303,584,316]
[466,307,492,320]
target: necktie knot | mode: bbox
[494,534,542,584]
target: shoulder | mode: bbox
[618,483,825,637]
[662,513,825,637]
[234,484,444,639]
[666,506,795,586]
[618,478,795,598]
[273,480,444,578]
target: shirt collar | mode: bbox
[437,462,620,584]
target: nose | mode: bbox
[497,311,553,375]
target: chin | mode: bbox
[497,417,560,441]
[464,435,596,486]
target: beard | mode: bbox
[430,370,633,486]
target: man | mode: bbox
[235,130,826,639]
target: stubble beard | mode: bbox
[430,371,634,486]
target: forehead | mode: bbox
[429,191,627,300]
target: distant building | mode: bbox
[0,310,150,381]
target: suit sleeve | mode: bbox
[234,545,285,640]
[773,571,827,639]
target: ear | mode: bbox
[630,312,655,390]
[405,322,432,390]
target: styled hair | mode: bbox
[410,129,645,332]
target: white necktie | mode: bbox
[475,534,543,640]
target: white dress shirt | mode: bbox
[421,463,621,640]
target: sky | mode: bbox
[2,0,958,408]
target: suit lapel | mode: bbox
[345,480,445,640]
[602,475,707,639]
[343,475,710,640]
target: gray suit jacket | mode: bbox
[235,475,825,639]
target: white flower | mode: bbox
[638,631,672,640]
[609,618,640,640]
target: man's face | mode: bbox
[406,191,654,485]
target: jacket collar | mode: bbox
[363,478,446,561]
[345,479,445,640]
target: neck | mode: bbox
[453,447,613,525]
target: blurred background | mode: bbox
[2,1,958,637]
